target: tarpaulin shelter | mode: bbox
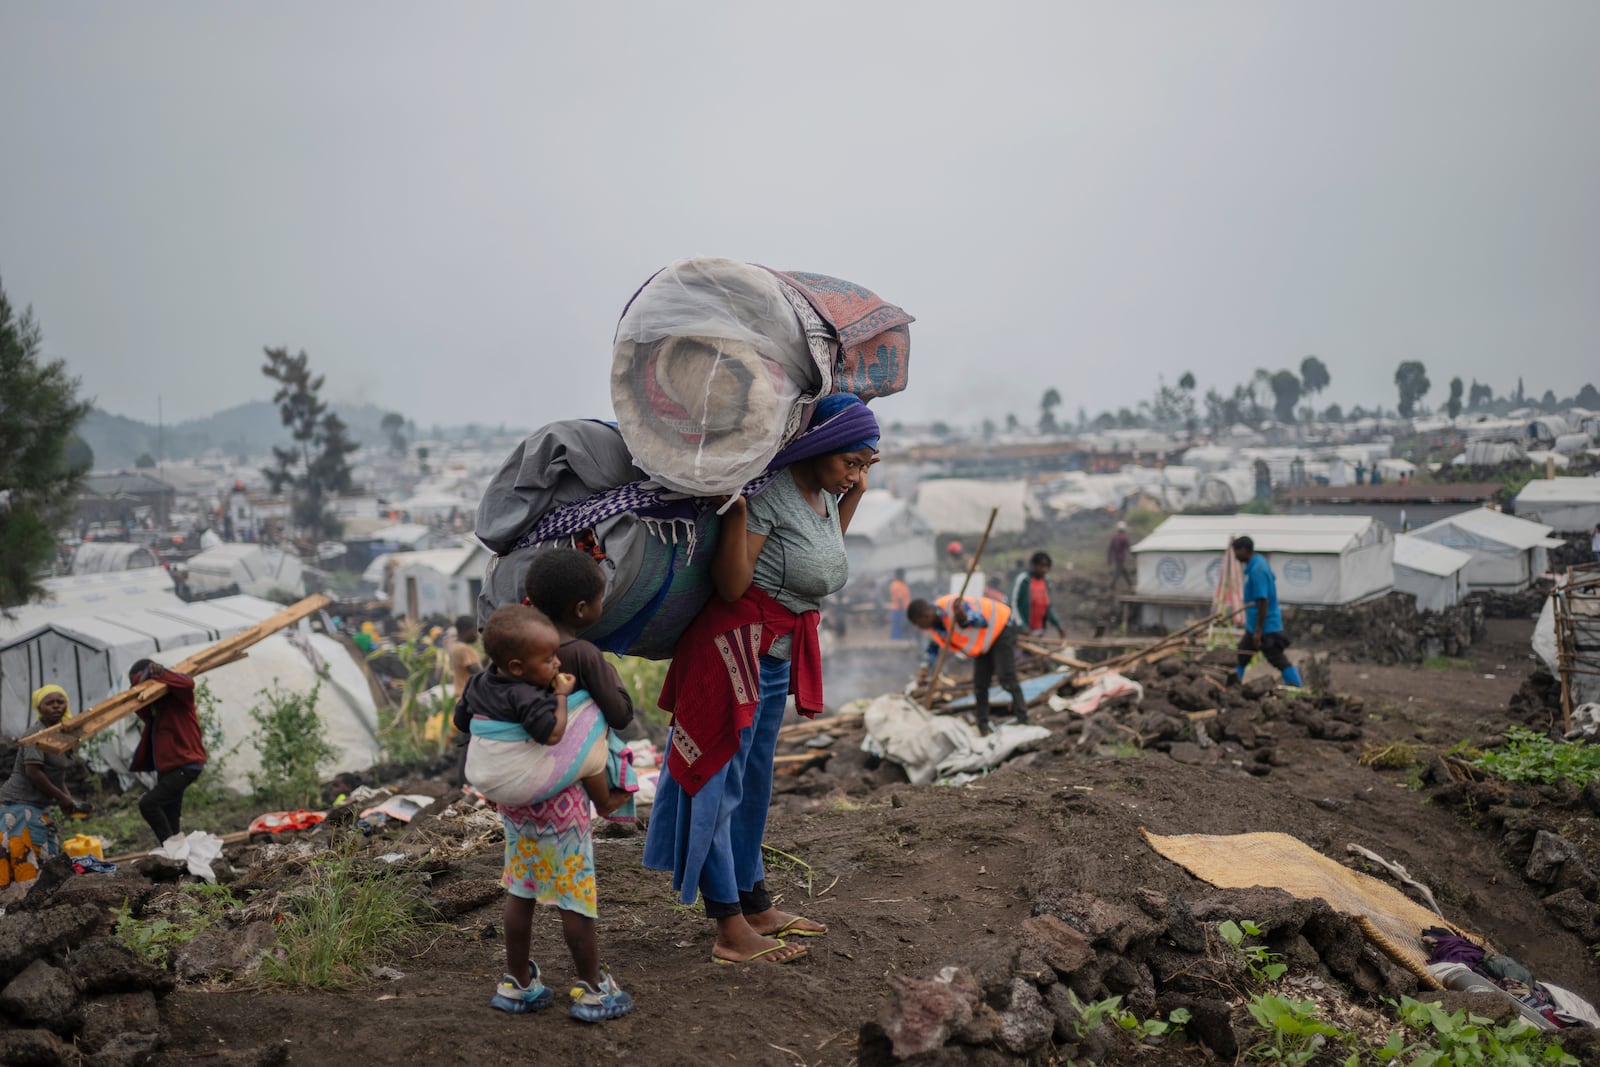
[184,544,305,599]
[1130,514,1393,627]
[1392,534,1473,613]
[0,595,281,737]
[1514,478,1600,535]
[1410,509,1563,592]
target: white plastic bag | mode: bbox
[151,830,225,883]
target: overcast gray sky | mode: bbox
[2,2,1596,431]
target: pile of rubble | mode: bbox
[857,884,1518,1066]
[1289,593,1485,665]
[0,782,505,1066]
[1467,586,1550,620]
[771,651,1369,797]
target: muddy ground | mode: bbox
[116,613,1600,1067]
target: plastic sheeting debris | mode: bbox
[151,830,226,883]
[1050,673,1144,715]
[862,694,1051,786]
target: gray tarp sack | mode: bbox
[475,421,646,628]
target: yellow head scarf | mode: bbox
[31,685,71,720]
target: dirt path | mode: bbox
[153,616,1597,1067]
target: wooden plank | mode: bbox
[22,593,332,754]
[104,828,254,865]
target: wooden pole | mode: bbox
[916,508,1000,709]
[1556,567,1574,736]
[21,593,332,754]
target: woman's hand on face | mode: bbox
[848,456,879,496]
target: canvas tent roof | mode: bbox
[913,479,1032,535]
[1393,534,1472,578]
[844,490,927,543]
[0,569,179,642]
[1515,478,1600,507]
[391,543,482,577]
[1413,508,1563,551]
[1133,514,1379,556]
[69,542,160,574]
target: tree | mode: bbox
[1577,383,1600,409]
[1322,403,1344,422]
[1269,371,1302,423]
[0,277,91,609]
[1540,389,1557,411]
[1299,356,1330,397]
[930,420,951,437]
[1004,413,1019,432]
[261,347,358,539]
[1445,377,1464,420]
[1394,361,1431,418]
[980,418,996,441]
[66,436,94,471]
[1178,371,1196,391]
[1513,377,1525,406]
[380,411,407,456]
[1467,380,1494,411]
[1039,387,1062,434]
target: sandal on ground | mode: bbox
[490,960,554,1014]
[767,916,828,938]
[711,940,808,966]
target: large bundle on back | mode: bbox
[475,257,913,659]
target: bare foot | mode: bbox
[746,907,828,938]
[713,917,807,963]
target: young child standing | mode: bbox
[454,604,634,1021]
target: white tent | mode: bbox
[1554,433,1592,456]
[912,479,1032,535]
[1458,441,1526,467]
[0,595,281,736]
[843,491,936,583]
[69,542,161,574]
[1132,514,1393,622]
[1526,416,1572,444]
[1410,508,1562,591]
[1513,478,1600,535]
[81,633,383,794]
[185,544,305,599]
[392,542,491,621]
[1392,534,1473,613]
[1193,470,1257,509]
[0,569,179,643]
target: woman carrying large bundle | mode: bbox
[643,393,880,964]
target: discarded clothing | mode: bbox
[0,802,60,888]
[71,856,118,875]
[1422,928,1486,968]
[1050,673,1144,716]
[247,810,327,836]
[861,694,1052,786]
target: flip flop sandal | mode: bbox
[770,917,827,938]
[711,940,808,966]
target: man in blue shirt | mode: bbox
[1232,536,1303,687]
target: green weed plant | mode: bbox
[247,682,335,809]
[1470,728,1600,787]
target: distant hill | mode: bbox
[80,402,398,468]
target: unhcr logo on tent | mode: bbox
[1283,559,1314,586]
[1156,557,1187,587]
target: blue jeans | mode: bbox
[642,656,790,915]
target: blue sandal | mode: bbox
[491,960,554,1014]
[569,965,634,1022]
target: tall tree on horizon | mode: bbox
[261,347,358,540]
[1394,361,1431,418]
[1446,377,1464,420]
[1299,355,1331,398]
[0,276,91,609]
[1269,370,1302,423]
[1038,387,1062,434]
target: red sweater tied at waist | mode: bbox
[660,585,823,796]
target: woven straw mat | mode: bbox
[1142,829,1484,989]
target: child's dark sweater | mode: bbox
[451,642,634,742]
[453,665,561,742]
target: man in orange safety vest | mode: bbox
[907,594,1029,736]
